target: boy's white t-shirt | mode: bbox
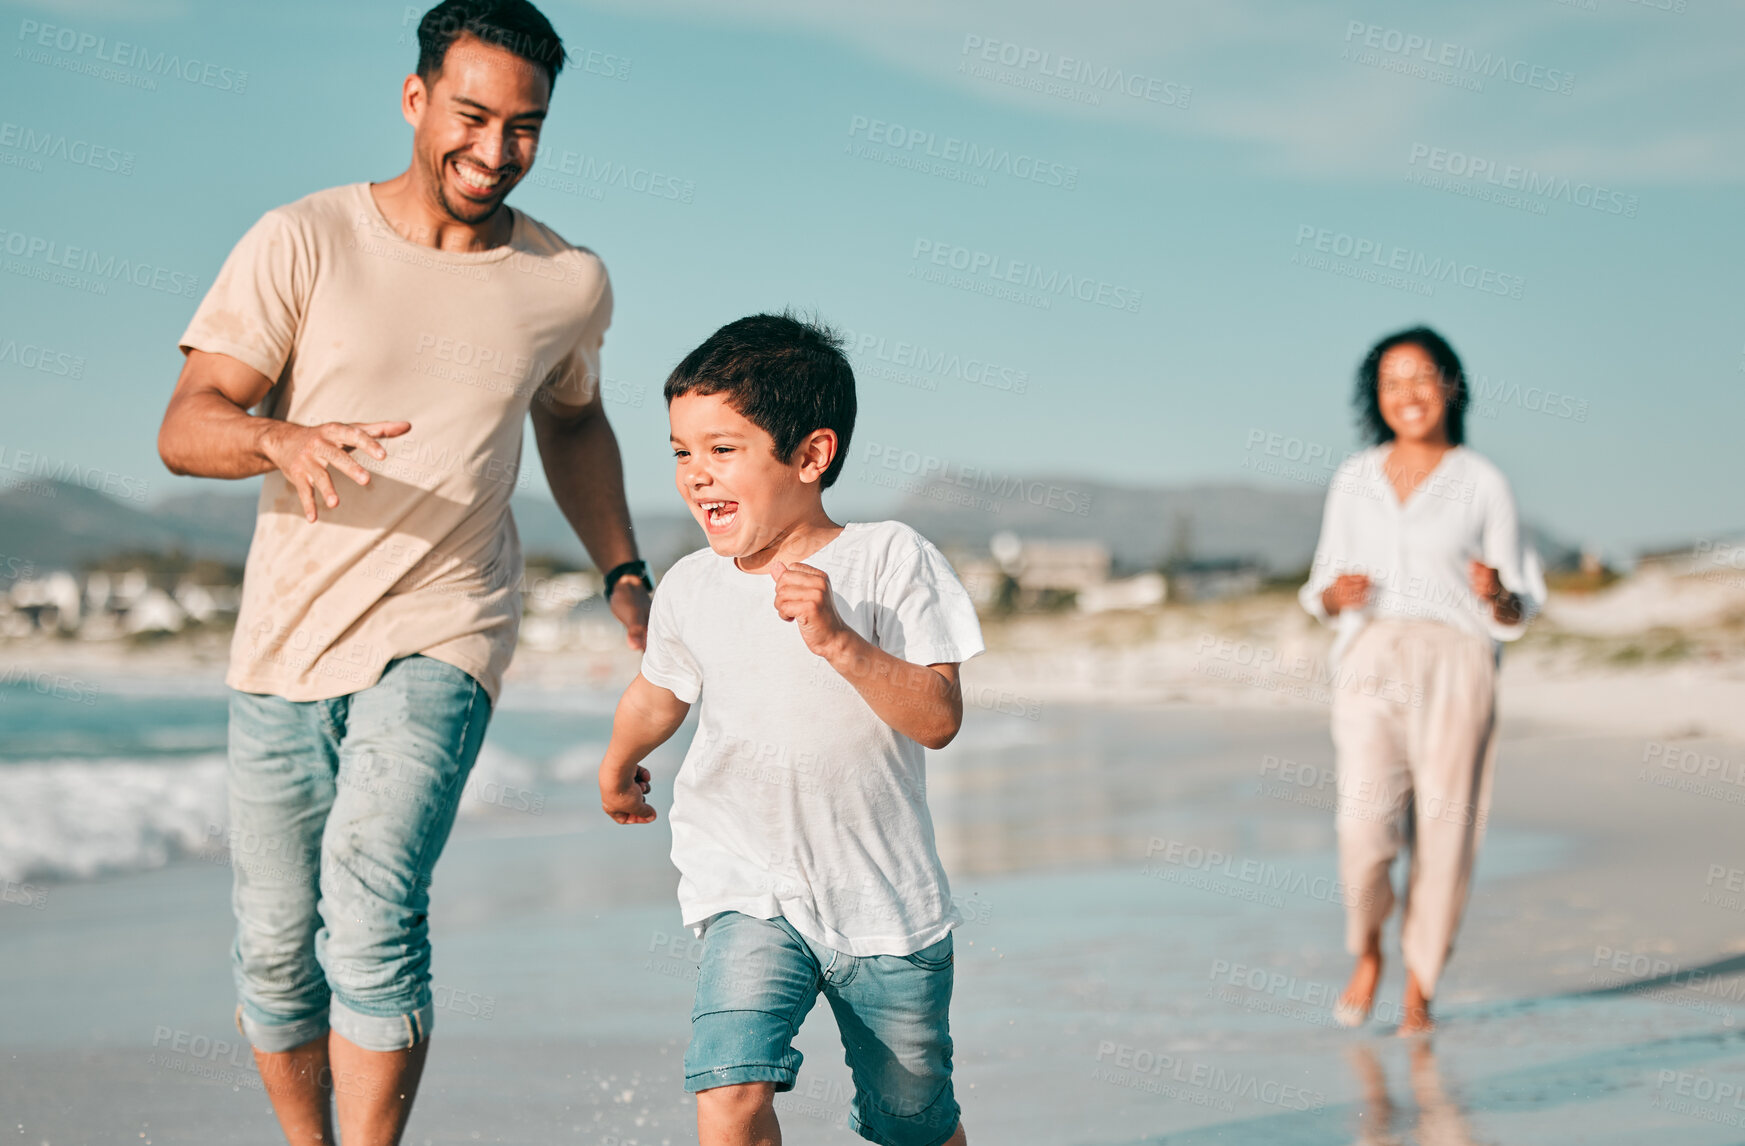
[638,520,986,957]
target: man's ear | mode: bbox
[402,73,428,128]
[796,428,839,485]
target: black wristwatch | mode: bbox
[603,559,653,598]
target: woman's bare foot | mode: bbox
[1396,968,1434,1036]
[1335,940,1383,1027]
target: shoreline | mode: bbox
[7,592,1741,742]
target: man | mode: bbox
[155,3,649,1142]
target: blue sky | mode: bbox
[2,0,1740,561]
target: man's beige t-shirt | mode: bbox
[180,182,611,704]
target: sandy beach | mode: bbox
[4,585,1745,1144]
[4,0,1739,1137]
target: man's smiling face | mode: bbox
[407,34,549,225]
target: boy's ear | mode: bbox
[795,428,839,485]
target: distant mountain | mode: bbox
[0,479,705,573]
[515,496,704,569]
[0,476,1582,579]
[153,486,264,551]
[889,476,1582,575]
[890,477,1325,574]
[0,481,230,571]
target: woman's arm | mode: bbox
[1469,562,1523,626]
[1476,471,1545,633]
[1302,460,1365,621]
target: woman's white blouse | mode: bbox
[1298,445,1545,664]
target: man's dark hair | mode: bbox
[665,313,857,489]
[417,0,566,91]
[1354,325,1468,447]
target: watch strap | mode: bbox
[603,559,652,597]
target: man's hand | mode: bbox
[1322,573,1371,616]
[261,420,412,522]
[610,579,651,651]
[771,561,850,657]
[600,764,656,824]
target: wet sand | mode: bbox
[5,676,1745,1144]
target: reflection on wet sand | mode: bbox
[1349,1041,1483,1146]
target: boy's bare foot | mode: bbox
[1335,941,1383,1027]
[1396,968,1435,1036]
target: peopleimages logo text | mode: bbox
[859,442,1093,516]
[1342,22,1573,95]
[0,227,199,297]
[1293,225,1524,300]
[911,239,1142,313]
[16,19,249,92]
[847,116,1078,190]
[0,122,134,175]
[0,445,150,503]
[0,338,85,379]
[1407,144,1637,217]
[840,328,1029,395]
[960,35,1191,108]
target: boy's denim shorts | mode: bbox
[685,912,960,1146]
[226,655,490,1054]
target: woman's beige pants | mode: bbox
[1331,619,1498,999]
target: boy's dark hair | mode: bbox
[1354,325,1468,447]
[665,313,857,489]
[417,0,566,91]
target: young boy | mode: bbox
[598,313,981,1146]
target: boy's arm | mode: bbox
[836,648,962,751]
[771,562,964,750]
[598,673,691,824]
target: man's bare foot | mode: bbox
[1335,940,1383,1027]
[1396,968,1434,1036]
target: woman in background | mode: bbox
[1300,326,1545,1035]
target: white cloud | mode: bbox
[577,0,1745,183]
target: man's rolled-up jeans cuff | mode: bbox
[329,996,435,1052]
[236,1000,433,1053]
[237,1002,330,1054]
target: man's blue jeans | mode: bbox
[226,655,491,1052]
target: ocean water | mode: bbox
[0,673,619,886]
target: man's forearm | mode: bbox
[538,406,640,572]
[160,390,285,479]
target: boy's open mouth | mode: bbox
[699,500,739,532]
